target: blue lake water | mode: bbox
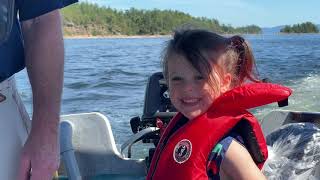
[15,34,320,175]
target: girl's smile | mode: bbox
[167,55,217,120]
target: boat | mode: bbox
[57,72,320,180]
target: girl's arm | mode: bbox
[220,140,267,180]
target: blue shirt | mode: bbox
[0,0,77,82]
[208,133,244,180]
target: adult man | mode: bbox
[0,0,77,179]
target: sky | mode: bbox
[82,0,320,28]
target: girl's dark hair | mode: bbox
[162,28,260,93]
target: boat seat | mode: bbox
[60,112,146,180]
[261,110,320,136]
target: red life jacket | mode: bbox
[146,83,292,180]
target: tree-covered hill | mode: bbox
[280,22,319,33]
[61,3,262,36]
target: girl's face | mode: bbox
[167,55,230,120]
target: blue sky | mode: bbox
[82,0,320,27]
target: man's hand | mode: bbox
[18,9,64,180]
[18,119,60,180]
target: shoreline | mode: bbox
[278,32,320,35]
[64,34,171,39]
[63,32,320,39]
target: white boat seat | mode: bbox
[261,110,320,136]
[60,112,146,180]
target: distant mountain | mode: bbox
[262,24,320,34]
[261,26,285,34]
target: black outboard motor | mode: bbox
[142,72,176,118]
[130,72,176,138]
[129,72,177,168]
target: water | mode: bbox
[15,34,320,176]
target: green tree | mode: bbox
[61,2,262,36]
[280,22,319,33]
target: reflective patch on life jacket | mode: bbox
[173,139,192,164]
[0,0,15,45]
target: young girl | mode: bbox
[146,29,292,180]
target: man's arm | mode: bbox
[18,9,64,180]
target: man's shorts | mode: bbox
[0,76,30,179]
